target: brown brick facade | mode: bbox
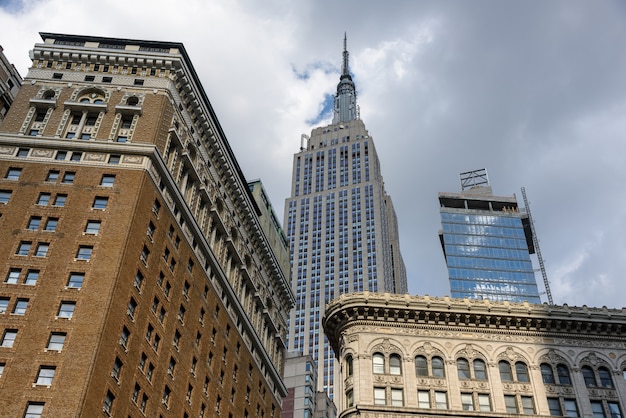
[0,33,292,418]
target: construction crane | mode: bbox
[521,187,553,305]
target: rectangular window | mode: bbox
[418,390,430,408]
[373,387,386,405]
[5,167,22,180]
[53,194,67,207]
[0,190,11,203]
[100,174,115,187]
[435,391,448,409]
[562,399,580,417]
[85,220,101,234]
[76,246,93,260]
[548,398,563,416]
[104,391,115,414]
[12,299,29,315]
[16,241,31,256]
[112,357,123,381]
[36,366,56,385]
[504,395,518,414]
[46,170,60,182]
[70,152,82,161]
[108,155,120,164]
[93,196,109,209]
[27,216,41,230]
[391,388,403,406]
[140,246,150,264]
[24,269,39,285]
[67,272,85,288]
[35,243,49,257]
[44,218,58,232]
[57,302,76,319]
[119,326,130,348]
[591,401,606,418]
[47,333,66,351]
[17,148,29,157]
[37,193,51,205]
[61,172,75,184]
[1,329,17,347]
[6,268,20,284]
[478,394,491,412]
[0,298,9,313]
[461,393,474,411]
[134,271,144,290]
[521,396,534,415]
[24,402,44,417]
[608,402,622,418]
[56,151,68,160]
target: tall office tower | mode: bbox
[438,169,541,304]
[284,36,407,402]
[0,33,293,417]
[0,45,23,126]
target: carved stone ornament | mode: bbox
[0,146,15,155]
[499,346,523,362]
[539,349,568,365]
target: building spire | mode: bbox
[333,33,358,123]
[342,32,349,77]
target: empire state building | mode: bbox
[284,36,407,400]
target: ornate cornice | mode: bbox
[323,292,626,356]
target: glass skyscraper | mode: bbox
[438,169,541,304]
[284,36,407,401]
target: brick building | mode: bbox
[0,33,293,417]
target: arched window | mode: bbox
[598,367,613,388]
[345,355,353,377]
[373,353,385,374]
[541,363,555,384]
[432,357,445,378]
[474,359,487,380]
[389,354,402,375]
[582,366,597,387]
[127,96,139,106]
[499,361,513,382]
[556,364,571,385]
[516,362,529,382]
[415,356,428,377]
[43,90,55,100]
[457,358,470,380]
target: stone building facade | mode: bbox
[323,292,626,417]
[0,33,293,417]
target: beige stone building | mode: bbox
[0,33,293,417]
[324,292,626,417]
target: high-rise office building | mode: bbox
[0,33,293,417]
[438,169,541,303]
[284,36,407,402]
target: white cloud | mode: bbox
[1,0,625,309]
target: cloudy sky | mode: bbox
[1,0,625,309]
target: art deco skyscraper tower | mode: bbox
[284,36,407,400]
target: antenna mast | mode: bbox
[521,187,553,304]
